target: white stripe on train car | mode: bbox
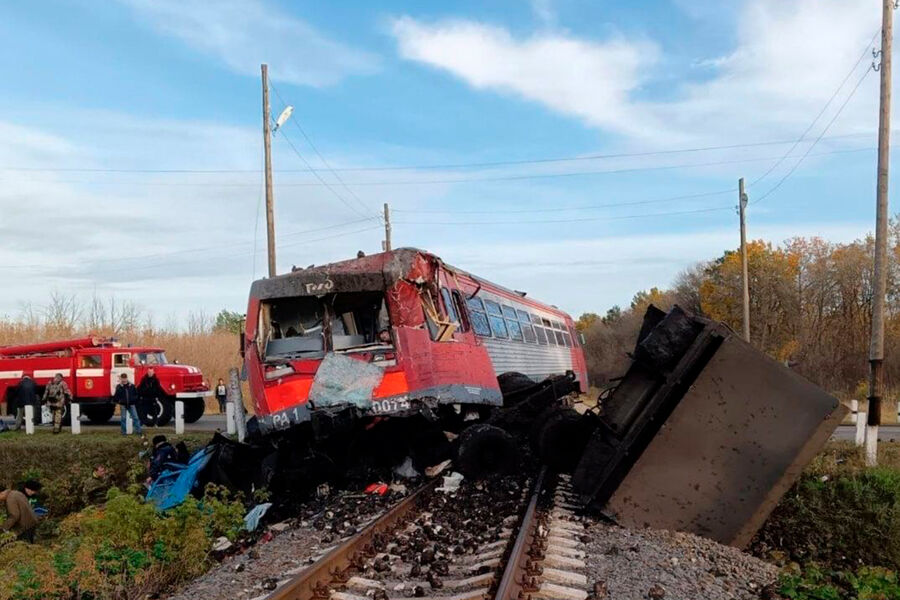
[75,368,105,377]
[0,370,24,379]
[33,369,72,378]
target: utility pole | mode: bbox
[383,203,392,252]
[739,178,750,343]
[262,63,277,278]
[867,0,893,467]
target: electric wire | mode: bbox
[269,83,376,218]
[750,29,881,187]
[753,63,875,204]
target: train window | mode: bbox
[466,297,490,336]
[563,333,573,347]
[484,299,503,316]
[452,290,469,332]
[501,305,517,319]
[517,310,531,323]
[545,328,557,345]
[441,288,458,324]
[554,321,564,330]
[534,326,548,345]
[568,326,580,346]
[507,318,523,341]
[489,314,509,338]
[555,330,566,345]
[542,317,552,328]
[522,323,536,343]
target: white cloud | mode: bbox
[118,0,379,87]
[391,16,660,141]
[390,1,881,145]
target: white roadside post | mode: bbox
[225,402,237,435]
[24,405,34,435]
[174,400,185,435]
[852,399,864,446]
[70,403,81,435]
[228,368,247,442]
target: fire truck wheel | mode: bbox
[183,398,205,423]
[456,424,517,479]
[143,398,174,427]
[83,404,116,424]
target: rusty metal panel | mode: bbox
[603,333,846,547]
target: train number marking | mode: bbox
[371,398,411,414]
[304,279,334,294]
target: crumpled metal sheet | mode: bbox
[308,353,384,409]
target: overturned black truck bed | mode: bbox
[572,306,846,548]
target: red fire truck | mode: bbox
[0,337,211,425]
[243,247,588,435]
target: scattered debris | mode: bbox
[393,456,420,479]
[436,472,464,493]
[424,459,452,478]
[243,503,272,532]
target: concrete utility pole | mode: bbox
[867,0,893,467]
[262,64,277,278]
[739,178,750,343]
[383,203,392,252]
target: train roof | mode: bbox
[250,247,574,320]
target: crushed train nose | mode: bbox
[571,305,846,548]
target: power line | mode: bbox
[273,127,375,219]
[754,64,875,204]
[0,132,876,175]
[394,204,734,226]
[269,83,375,218]
[5,146,877,189]
[751,29,881,187]
[393,188,736,214]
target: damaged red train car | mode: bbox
[243,248,588,435]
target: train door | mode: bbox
[110,352,134,390]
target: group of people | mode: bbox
[10,373,72,434]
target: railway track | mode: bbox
[262,470,590,600]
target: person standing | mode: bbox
[0,486,38,543]
[12,375,38,431]
[215,378,227,414]
[137,367,166,427]
[42,373,71,434]
[114,373,142,436]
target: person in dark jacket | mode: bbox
[12,375,38,431]
[215,378,227,413]
[137,367,166,427]
[148,435,179,481]
[114,373,142,435]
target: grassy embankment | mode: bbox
[0,431,246,600]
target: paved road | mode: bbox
[832,424,900,442]
[1,413,228,435]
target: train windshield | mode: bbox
[259,292,391,360]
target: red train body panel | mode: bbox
[245,248,588,434]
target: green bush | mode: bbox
[755,451,900,570]
[0,485,245,600]
[780,564,900,600]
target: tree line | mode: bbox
[577,220,900,399]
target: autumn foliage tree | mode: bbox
[580,218,900,397]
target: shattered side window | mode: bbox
[441,288,458,324]
[534,326,548,345]
[452,291,469,332]
[507,318,523,341]
[522,324,536,343]
[483,299,503,316]
[517,310,531,323]
[501,305,517,319]
[466,297,491,337]
[489,314,508,338]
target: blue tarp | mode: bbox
[145,445,216,510]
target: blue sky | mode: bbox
[0,0,890,324]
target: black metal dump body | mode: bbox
[572,305,846,548]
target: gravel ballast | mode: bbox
[585,523,779,600]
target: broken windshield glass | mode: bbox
[261,292,390,360]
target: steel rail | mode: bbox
[493,468,547,600]
[265,481,435,600]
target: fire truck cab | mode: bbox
[0,337,211,425]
